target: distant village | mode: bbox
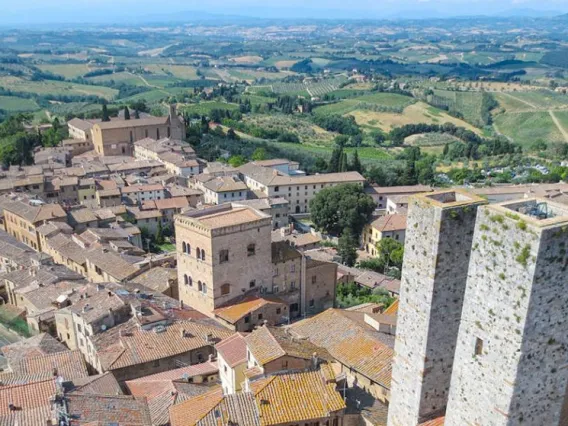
[0,106,567,425]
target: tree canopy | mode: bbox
[309,183,376,237]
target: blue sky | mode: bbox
[2,0,568,24]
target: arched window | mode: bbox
[184,274,188,285]
[202,283,207,294]
[198,281,202,292]
[221,283,230,295]
[196,248,201,259]
[188,277,193,286]
[182,242,187,253]
[186,243,191,254]
[201,250,206,261]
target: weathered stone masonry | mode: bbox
[446,199,568,426]
[388,190,487,426]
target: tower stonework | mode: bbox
[446,199,568,426]
[388,190,487,426]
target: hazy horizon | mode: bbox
[1,0,568,26]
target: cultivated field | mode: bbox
[314,92,416,116]
[429,90,486,126]
[244,114,335,145]
[348,102,482,133]
[182,101,240,116]
[0,96,39,111]
[405,132,462,146]
[494,91,568,112]
[493,111,566,147]
[37,63,91,78]
[0,77,118,100]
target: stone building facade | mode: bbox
[446,199,568,426]
[175,204,273,316]
[91,105,185,156]
[388,190,487,426]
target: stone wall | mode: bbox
[446,202,568,425]
[388,191,486,426]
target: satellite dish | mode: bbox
[101,324,107,331]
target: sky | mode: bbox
[1,0,568,25]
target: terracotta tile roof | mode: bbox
[0,379,56,417]
[1,198,66,224]
[130,267,177,294]
[383,299,399,316]
[66,291,128,324]
[66,393,152,426]
[1,333,67,363]
[249,365,346,425]
[93,320,233,371]
[85,248,141,281]
[420,416,445,426]
[169,387,261,426]
[1,350,89,384]
[245,326,331,367]
[365,184,433,195]
[198,208,261,229]
[154,197,190,210]
[126,362,219,426]
[215,333,247,368]
[67,372,123,396]
[370,213,407,232]
[213,295,287,325]
[126,361,218,389]
[290,309,393,389]
[94,116,168,130]
[68,118,95,131]
[354,271,401,294]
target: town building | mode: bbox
[134,137,202,177]
[388,190,487,426]
[0,195,67,250]
[362,213,407,255]
[91,105,185,156]
[238,163,365,214]
[364,185,433,210]
[192,174,248,205]
[175,204,273,316]
[233,197,289,229]
[215,332,247,394]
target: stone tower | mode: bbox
[388,190,487,426]
[446,199,568,426]
[175,204,273,316]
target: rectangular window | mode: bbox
[249,280,256,288]
[276,308,281,314]
[247,244,256,256]
[290,264,295,273]
[309,299,315,307]
[219,250,229,264]
[311,275,317,284]
[258,313,263,320]
[475,337,484,356]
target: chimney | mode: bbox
[312,352,318,369]
[107,291,112,298]
[82,303,90,313]
[208,354,214,362]
[180,328,186,338]
[205,333,213,344]
[8,403,15,411]
[52,368,58,377]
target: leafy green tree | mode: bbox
[102,104,110,122]
[340,152,349,172]
[252,148,267,161]
[124,107,130,120]
[376,237,404,274]
[338,228,358,266]
[227,128,238,140]
[134,109,140,119]
[443,143,449,157]
[310,183,376,237]
[228,155,246,167]
[351,150,363,173]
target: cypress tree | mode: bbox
[102,104,110,122]
[124,107,130,120]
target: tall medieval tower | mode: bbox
[388,190,487,426]
[446,199,568,425]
